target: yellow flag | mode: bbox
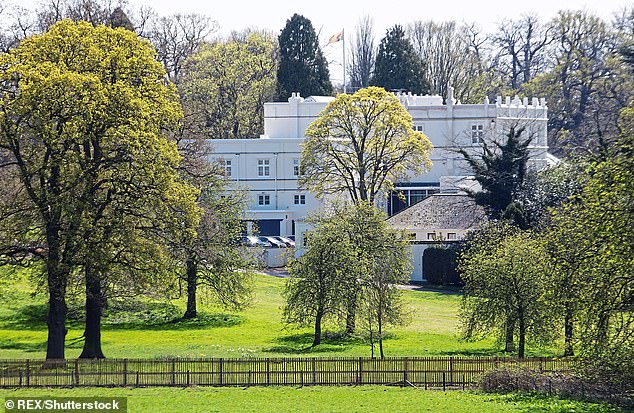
[328,30,343,44]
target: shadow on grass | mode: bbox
[0,304,84,331]
[0,302,244,332]
[103,312,244,331]
[0,338,46,352]
[264,331,388,355]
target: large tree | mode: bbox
[283,207,355,347]
[371,25,428,94]
[276,14,332,100]
[283,202,411,355]
[408,20,486,102]
[180,32,277,139]
[492,14,553,90]
[524,10,633,155]
[300,86,433,204]
[348,15,376,91]
[0,20,200,359]
[459,224,556,358]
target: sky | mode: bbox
[8,0,634,84]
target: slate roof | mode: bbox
[387,194,487,231]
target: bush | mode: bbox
[479,366,633,408]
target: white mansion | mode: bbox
[209,87,553,243]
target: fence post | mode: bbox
[312,358,316,385]
[74,359,79,386]
[26,359,30,387]
[123,359,128,386]
[449,357,453,386]
[358,357,363,385]
[266,359,270,385]
[424,371,427,390]
[443,371,446,391]
[187,370,190,387]
[403,358,408,384]
[218,358,223,386]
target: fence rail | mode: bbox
[0,357,574,388]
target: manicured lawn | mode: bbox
[1,387,627,413]
[0,270,558,359]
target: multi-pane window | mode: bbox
[471,124,484,144]
[258,194,270,205]
[294,194,306,205]
[257,159,270,177]
[412,124,424,132]
[293,159,301,177]
[447,233,457,240]
[427,233,436,240]
[222,159,232,176]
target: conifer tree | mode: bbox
[371,25,428,94]
[276,14,332,100]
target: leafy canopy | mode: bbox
[300,86,432,203]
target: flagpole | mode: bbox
[342,28,347,94]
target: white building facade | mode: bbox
[208,88,551,240]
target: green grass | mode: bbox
[0,270,559,359]
[1,387,628,413]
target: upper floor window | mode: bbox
[471,124,484,144]
[294,194,306,205]
[412,124,424,132]
[258,159,270,177]
[293,159,301,177]
[447,233,457,240]
[222,159,232,177]
[258,194,270,206]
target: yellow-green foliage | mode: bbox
[180,32,277,139]
[300,86,433,203]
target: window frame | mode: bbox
[257,159,270,177]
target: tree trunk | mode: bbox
[504,317,515,353]
[518,316,526,359]
[183,258,197,319]
[345,303,356,336]
[46,274,67,360]
[312,310,323,347]
[80,265,105,359]
[378,313,385,359]
[563,308,574,357]
[45,232,67,360]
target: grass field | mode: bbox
[0,270,564,360]
[1,387,628,413]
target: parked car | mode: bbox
[272,236,295,247]
[246,235,271,247]
[261,236,286,248]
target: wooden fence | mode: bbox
[0,357,573,388]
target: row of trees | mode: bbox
[348,10,634,155]
[282,87,433,357]
[4,2,632,155]
[0,19,253,360]
[457,105,633,386]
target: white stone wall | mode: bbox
[208,91,550,239]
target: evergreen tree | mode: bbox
[457,127,532,227]
[108,7,135,32]
[371,25,428,94]
[276,14,332,100]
